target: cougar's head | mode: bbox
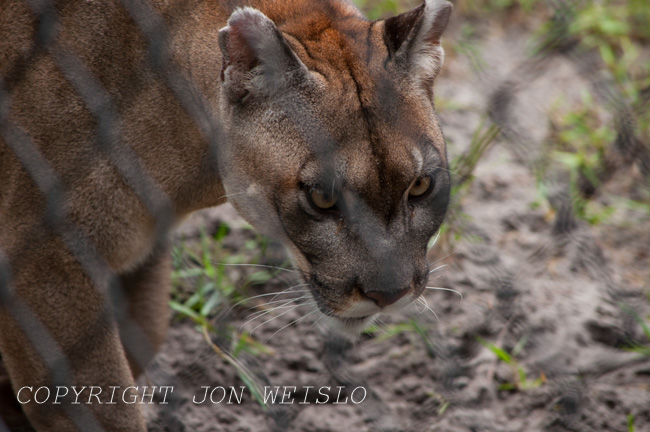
[216,0,452,335]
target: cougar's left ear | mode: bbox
[383,0,452,89]
[218,8,307,101]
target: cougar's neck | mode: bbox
[150,0,229,216]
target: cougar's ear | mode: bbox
[218,8,306,101]
[383,0,452,88]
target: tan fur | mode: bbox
[0,0,452,429]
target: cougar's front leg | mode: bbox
[119,244,171,378]
[0,237,147,432]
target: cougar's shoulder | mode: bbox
[0,0,228,271]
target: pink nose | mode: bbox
[363,288,409,308]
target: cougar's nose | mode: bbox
[363,287,410,308]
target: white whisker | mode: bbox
[246,294,312,312]
[239,300,295,329]
[428,251,456,266]
[264,309,318,343]
[242,300,301,325]
[369,317,389,336]
[417,296,439,323]
[425,286,463,300]
[227,284,309,312]
[267,284,310,304]
[212,262,298,274]
[307,311,327,334]
[235,286,307,305]
[248,304,301,335]
[427,230,441,251]
[428,264,448,274]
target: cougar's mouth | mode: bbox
[306,279,387,335]
[339,314,376,327]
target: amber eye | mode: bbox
[309,187,338,210]
[409,176,432,198]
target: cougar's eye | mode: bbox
[408,175,432,198]
[308,187,338,210]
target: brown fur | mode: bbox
[0,0,452,429]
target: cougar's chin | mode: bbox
[319,313,379,337]
[308,289,380,336]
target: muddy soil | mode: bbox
[143,12,650,432]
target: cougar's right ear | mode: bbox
[218,8,307,102]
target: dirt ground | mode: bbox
[143,8,650,432]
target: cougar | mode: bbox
[0,0,452,429]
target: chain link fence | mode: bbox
[2,0,649,431]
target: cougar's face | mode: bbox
[217,2,452,334]
[220,74,449,334]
